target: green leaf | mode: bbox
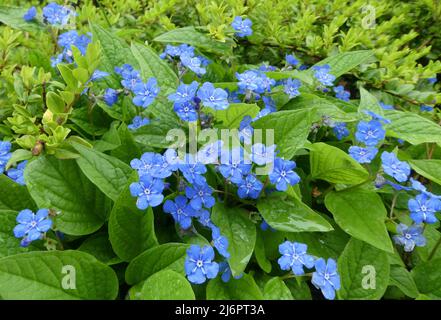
[205,103,260,129]
[108,173,158,261]
[285,279,312,300]
[0,175,36,211]
[0,6,45,32]
[358,87,383,115]
[412,258,441,298]
[263,277,294,300]
[211,203,256,277]
[338,238,390,300]
[252,109,312,159]
[309,142,369,184]
[0,251,118,299]
[78,233,122,265]
[154,26,231,55]
[89,23,137,87]
[140,270,195,300]
[125,243,190,285]
[284,93,357,122]
[46,92,65,114]
[385,110,441,146]
[409,159,441,185]
[308,50,375,78]
[254,229,272,273]
[131,42,178,93]
[0,210,39,257]
[389,265,419,298]
[257,196,333,232]
[72,143,132,202]
[325,189,394,253]
[24,156,109,236]
[206,274,263,300]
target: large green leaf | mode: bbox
[389,265,419,298]
[257,196,333,232]
[72,143,132,202]
[204,103,260,129]
[78,233,122,265]
[308,50,375,78]
[309,142,369,184]
[338,238,390,299]
[409,159,441,185]
[154,26,231,55]
[125,243,190,285]
[325,189,394,253]
[211,203,256,277]
[412,258,441,298]
[206,274,263,300]
[252,109,312,159]
[0,210,39,258]
[139,270,195,300]
[24,156,109,236]
[0,6,45,32]
[108,173,158,261]
[263,277,294,300]
[0,251,118,299]
[0,175,36,211]
[385,110,441,146]
[358,87,383,115]
[131,42,178,93]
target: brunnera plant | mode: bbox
[0,1,440,300]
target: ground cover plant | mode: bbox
[0,0,440,300]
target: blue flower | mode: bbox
[278,241,315,275]
[218,147,252,183]
[42,2,74,26]
[13,209,52,247]
[428,77,437,84]
[238,116,254,145]
[393,223,426,252]
[410,178,441,200]
[131,152,172,179]
[284,78,301,98]
[237,174,263,199]
[197,140,222,165]
[236,70,273,94]
[251,143,276,165]
[163,195,197,229]
[129,175,164,210]
[174,101,198,122]
[121,69,142,91]
[168,81,199,104]
[381,151,410,182]
[269,158,300,191]
[0,141,12,174]
[379,102,394,110]
[7,160,27,185]
[364,110,391,124]
[211,225,230,258]
[311,258,341,300]
[231,16,253,37]
[185,182,215,210]
[132,78,160,108]
[195,209,213,228]
[185,245,219,284]
[57,30,91,60]
[179,154,207,185]
[332,122,349,140]
[355,120,385,146]
[262,96,277,112]
[161,44,182,58]
[23,7,37,21]
[219,261,243,282]
[197,82,229,110]
[103,88,118,106]
[128,116,150,131]
[115,64,134,77]
[285,54,299,66]
[333,85,350,101]
[420,105,434,112]
[408,193,441,224]
[50,53,64,67]
[89,70,109,82]
[349,146,378,164]
[313,65,335,86]
[180,54,206,75]
[164,149,182,169]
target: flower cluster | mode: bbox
[231,16,253,38]
[277,241,340,300]
[160,44,209,76]
[313,64,335,87]
[52,30,92,66]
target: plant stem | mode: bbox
[428,236,441,261]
